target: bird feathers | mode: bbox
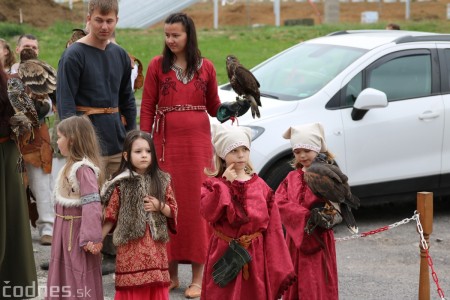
[304,154,360,233]
[18,48,57,96]
[226,55,262,118]
[7,77,40,127]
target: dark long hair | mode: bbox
[113,130,167,204]
[0,61,14,119]
[162,12,201,78]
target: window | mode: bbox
[343,51,432,106]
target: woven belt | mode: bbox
[76,105,119,116]
[154,105,206,162]
[56,213,82,251]
[214,229,262,280]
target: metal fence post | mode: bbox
[417,192,433,300]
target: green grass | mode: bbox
[2,20,450,92]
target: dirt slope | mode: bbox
[0,0,447,28]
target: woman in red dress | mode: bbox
[140,12,249,298]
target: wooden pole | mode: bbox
[417,192,433,300]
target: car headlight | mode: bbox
[242,126,265,141]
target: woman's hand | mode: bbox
[144,195,162,212]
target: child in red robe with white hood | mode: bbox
[275,123,340,300]
[200,124,296,300]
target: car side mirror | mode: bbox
[351,88,388,121]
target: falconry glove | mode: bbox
[212,240,252,287]
[216,99,251,123]
[305,205,343,235]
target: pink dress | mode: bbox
[103,185,177,300]
[47,166,103,300]
[275,169,339,300]
[200,175,296,300]
[140,56,222,264]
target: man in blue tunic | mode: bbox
[56,0,137,274]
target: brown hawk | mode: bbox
[226,55,261,118]
[304,153,360,234]
[17,48,57,98]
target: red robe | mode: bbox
[140,56,222,263]
[200,175,296,300]
[104,184,177,299]
[275,169,339,300]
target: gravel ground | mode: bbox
[30,197,450,299]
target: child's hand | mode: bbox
[83,241,103,255]
[144,195,161,212]
[222,163,237,182]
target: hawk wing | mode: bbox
[233,65,261,106]
[304,158,360,233]
[18,58,57,96]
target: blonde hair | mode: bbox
[57,116,105,185]
[204,150,255,178]
[0,39,16,71]
[290,150,335,169]
[88,0,118,16]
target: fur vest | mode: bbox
[101,170,171,246]
[53,158,100,207]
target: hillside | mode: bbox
[0,0,447,28]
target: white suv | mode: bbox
[218,30,450,203]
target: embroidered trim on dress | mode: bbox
[171,59,203,84]
[81,193,100,205]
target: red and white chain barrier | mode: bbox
[335,211,446,300]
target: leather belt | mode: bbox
[76,105,119,116]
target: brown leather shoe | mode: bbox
[40,235,52,246]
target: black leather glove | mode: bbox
[212,240,252,287]
[216,98,251,123]
[305,206,343,235]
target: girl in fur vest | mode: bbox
[200,124,296,300]
[101,130,177,300]
[46,116,104,300]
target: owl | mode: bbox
[18,48,57,98]
[7,77,40,127]
[226,55,261,118]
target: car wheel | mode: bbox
[263,157,293,191]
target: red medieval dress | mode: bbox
[275,169,339,300]
[200,175,296,300]
[140,56,222,264]
[103,184,177,300]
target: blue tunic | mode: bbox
[56,42,137,156]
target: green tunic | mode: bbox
[0,139,37,299]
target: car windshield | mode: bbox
[251,43,367,100]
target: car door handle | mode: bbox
[418,111,439,120]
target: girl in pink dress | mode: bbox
[275,123,340,300]
[101,130,177,300]
[47,116,104,300]
[200,124,296,300]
